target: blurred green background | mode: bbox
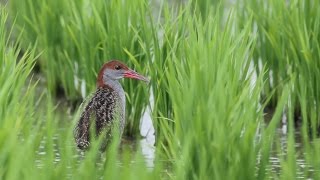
[1,0,320,179]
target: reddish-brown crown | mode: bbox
[97,60,129,88]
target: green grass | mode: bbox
[9,0,151,137]
[238,0,320,117]
[164,9,264,179]
[237,0,320,178]
[0,7,158,179]
[1,0,320,179]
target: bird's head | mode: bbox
[97,60,149,88]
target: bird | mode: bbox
[74,60,149,150]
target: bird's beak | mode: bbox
[124,69,150,83]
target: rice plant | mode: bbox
[237,0,320,178]
[238,0,320,123]
[9,0,152,137]
[2,0,320,179]
[160,8,266,179]
[0,7,159,179]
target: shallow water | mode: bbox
[265,128,313,178]
[31,69,315,178]
[261,109,318,179]
[35,107,316,179]
[34,102,155,170]
[33,89,313,178]
[31,1,314,176]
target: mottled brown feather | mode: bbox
[74,86,124,150]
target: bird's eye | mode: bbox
[114,65,121,70]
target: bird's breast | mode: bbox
[94,87,125,135]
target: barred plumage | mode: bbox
[73,60,149,150]
[74,87,124,150]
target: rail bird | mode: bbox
[74,60,149,150]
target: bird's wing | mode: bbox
[92,88,120,150]
[94,88,117,135]
[74,88,121,150]
[73,92,96,150]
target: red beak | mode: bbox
[124,69,150,83]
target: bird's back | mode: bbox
[74,87,125,150]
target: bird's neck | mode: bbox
[103,79,125,106]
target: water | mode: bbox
[260,109,316,179]
[33,48,314,180]
[35,107,316,178]
[28,69,315,178]
[30,0,315,177]
[34,103,156,170]
[32,84,315,178]
[265,128,313,178]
